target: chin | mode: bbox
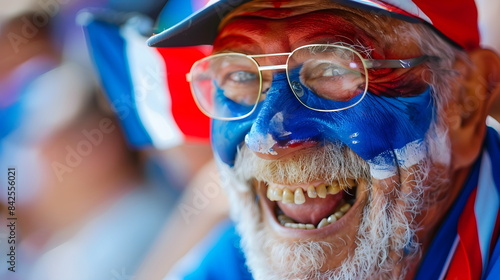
[216,122,451,280]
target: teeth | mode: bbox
[327,214,338,223]
[284,222,297,228]
[333,211,344,219]
[340,203,351,213]
[278,201,353,230]
[340,178,357,188]
[284,223,316,230]
[327,184,341,195]
[294,188,306,204]
[305,224,315,230]
[316,184,327,198]
[307,185,317,198]
[317,218,329,229]
[278,214,295,225]
[265,179,357,204]
[266,187,274,200]
[266,187,283,201]
[282,188,294,204]
[273,188,283,201]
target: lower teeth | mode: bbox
[278,201,352,230]
[284,223,316,230]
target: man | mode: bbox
[149,0,500,279]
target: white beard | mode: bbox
[216,121,451,280]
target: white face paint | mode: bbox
[368,139,428,180]
[0,63,91,205]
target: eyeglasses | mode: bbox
[187,44,435,120]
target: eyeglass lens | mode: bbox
[190,54,263,119]
[190,45,368,119]
[287,45,367,111]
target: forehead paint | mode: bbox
[212,73,434,179]
[272,0,291,8]
[212,110,258,166]
[215,11,377,55]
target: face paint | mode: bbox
[211,81,261,165]
[212,72,434,177]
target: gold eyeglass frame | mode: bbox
[188,44,435,121]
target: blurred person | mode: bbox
[0,1,188,279]
[0,8,66,277]
[80,2,231,279]
[25,96,174,280]
[1,10,92,278]
[150,0,500,279]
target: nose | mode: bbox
[245,73,321,160]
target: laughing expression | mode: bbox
[209,1,454,279]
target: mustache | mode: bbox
[233,142,371,186]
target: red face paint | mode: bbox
[368,68,429,97]
[210,5,434,166]
[215,8,427,97]
[272,0,291,8]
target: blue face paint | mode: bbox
[287,65,364,111]
[212,73,434,175]
[213,81,257,119]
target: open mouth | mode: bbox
[263,179,359,230]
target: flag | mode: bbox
[80,8,210,150]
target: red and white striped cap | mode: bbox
[148,0,480,50]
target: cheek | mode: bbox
[337,89,434,159]
[368,69,429,97]
[212,116,256,166]
[212,79,434,172]
[323,88,435,178]
[259,86,435,162]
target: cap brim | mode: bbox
[148,0,421,48]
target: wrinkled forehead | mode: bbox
[219,0,347,23]
[214,0,417,56]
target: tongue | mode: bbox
[277,192,344,225]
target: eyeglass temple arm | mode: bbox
[364,55,439,69]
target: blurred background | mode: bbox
[0,0,499,279]
[0,0,229,279]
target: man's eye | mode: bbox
[322,66,348,76]
[228,71,258,82]
[305,62,354,80]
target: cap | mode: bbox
[147,0,480,51]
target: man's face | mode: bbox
[210,1,454,279]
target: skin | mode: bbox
[210,0,500,278]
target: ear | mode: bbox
[446,48,500,170]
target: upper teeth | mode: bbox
[266,179,357,204]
